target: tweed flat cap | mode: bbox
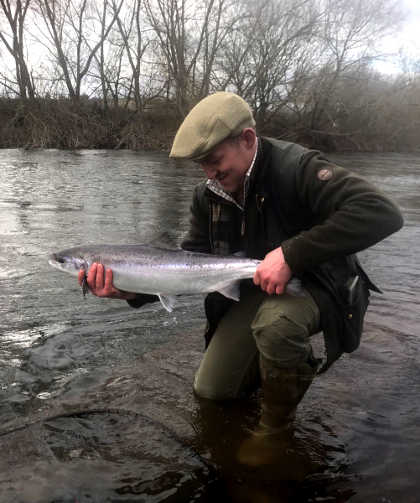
[169,92,256,160]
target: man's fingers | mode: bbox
[95,263,105,289]
[254,269,286,295]
[104,268,114,292]
[78,262,124,298]
[265,284,273,295]
[253,270,261,285]
[87,262,98,287]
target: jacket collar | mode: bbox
[205,137,261,209]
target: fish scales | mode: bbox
[49,244,261,311]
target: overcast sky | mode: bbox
[376,0,420,73]
[399,0,420,48]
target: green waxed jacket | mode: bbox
[182,137,404,370]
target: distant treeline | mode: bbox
[1,0,419,152]
[1,68,420,153]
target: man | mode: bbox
[79,92,403,466]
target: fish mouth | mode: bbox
[49,257,60,269]
[49,253,64,264]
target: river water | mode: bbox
[0,148,418,502]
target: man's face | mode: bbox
[198,131,256,195]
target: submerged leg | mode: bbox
[237,291,320,470]
[193,287,266,400]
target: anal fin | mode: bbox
[218,281,241,301]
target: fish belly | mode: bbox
[110,264,254,296]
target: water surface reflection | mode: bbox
[0,149,419,502]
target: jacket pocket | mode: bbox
[303,255,374,354]
[339,272,370,352]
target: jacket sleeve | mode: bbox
[281,153,404,274]
[126,293,159,309]
[180,182,212,253]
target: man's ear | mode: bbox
[241,128,257,149]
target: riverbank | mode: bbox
[0,98,179,151]
[1,98,419,153]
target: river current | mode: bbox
[0,148,418,502]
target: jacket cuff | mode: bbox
[281,236,307,275]
[127,294,159,309]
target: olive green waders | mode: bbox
[193,286,320,466]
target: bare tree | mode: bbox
[193,0,232,97]
[34,0,123,100]
[93,22,124,108]
[110,0,151,110]
[144,0,234,117]
[305,0,403,134]
[219,0,319,127]
[0,0,35,98]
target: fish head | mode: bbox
[48,248,90,277]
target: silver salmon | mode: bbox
[49,244,263,312]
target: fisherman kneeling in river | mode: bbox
[79,92,403,468]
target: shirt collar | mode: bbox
[206,138,259,210]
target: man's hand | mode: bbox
[253,247,292,295]
[78,263,136,300]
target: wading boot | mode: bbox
[237,355,317,470]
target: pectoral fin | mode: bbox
[158,294,176,312]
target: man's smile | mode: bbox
[216,172,228,182]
